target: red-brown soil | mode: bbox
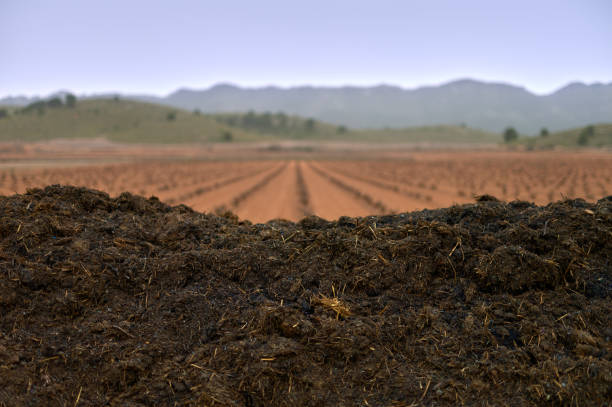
[235,161,306,223]
[1,151,611,222]
[0,185,610,406]
[299,161,378,219]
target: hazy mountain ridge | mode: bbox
[3,80,611,133]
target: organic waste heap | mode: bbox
[0,186,610,406]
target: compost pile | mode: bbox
[0,186,610,406]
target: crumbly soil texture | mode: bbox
[0,186,610,406]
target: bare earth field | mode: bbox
[1,142,610,222]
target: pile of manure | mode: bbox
[0,185,610,406]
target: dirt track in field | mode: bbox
[1,150,611,222]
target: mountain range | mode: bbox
[3,79,611,134]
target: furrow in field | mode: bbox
[184,162,286,214]
[322,161,460,206]
[163,164,274,205]
[115,162,265,200]
[318,162,454,210]
[308,162,391,213]
[232,161,305,223]
[227,162,289,210]
[299,161,381,220]
[0,162,249,199]
[295,161,313,217]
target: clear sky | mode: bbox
[1,0,611,97]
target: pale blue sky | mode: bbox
[1,0,611,97]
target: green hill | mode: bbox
[0,98,255,143]
[522,123,612,148]
[0,97,501,145]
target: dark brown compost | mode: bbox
[0,185,610,406]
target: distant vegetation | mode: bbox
[17,94,78,115]
[499,123,612,148]
[503,127,519,143]
[210,111,501,144]
[211,111,338,139]
[519,124,612,148]
[343,125,500,144]
[66,93,77,108]
[578,125,595,146]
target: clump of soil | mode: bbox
[0,185,610,406]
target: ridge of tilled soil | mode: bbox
[0,185,610,406]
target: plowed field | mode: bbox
[1,151,611,222]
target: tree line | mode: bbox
[16,94,77,116]
[213,111,319,133]
[503,125,597,146]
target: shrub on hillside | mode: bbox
[305,118,316,132]
[46,97,63,108]
[578,125,595,146]
[503,127,518,143]
[221,130,233,142]
[65,93,77,108]
[20,101,46,115]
